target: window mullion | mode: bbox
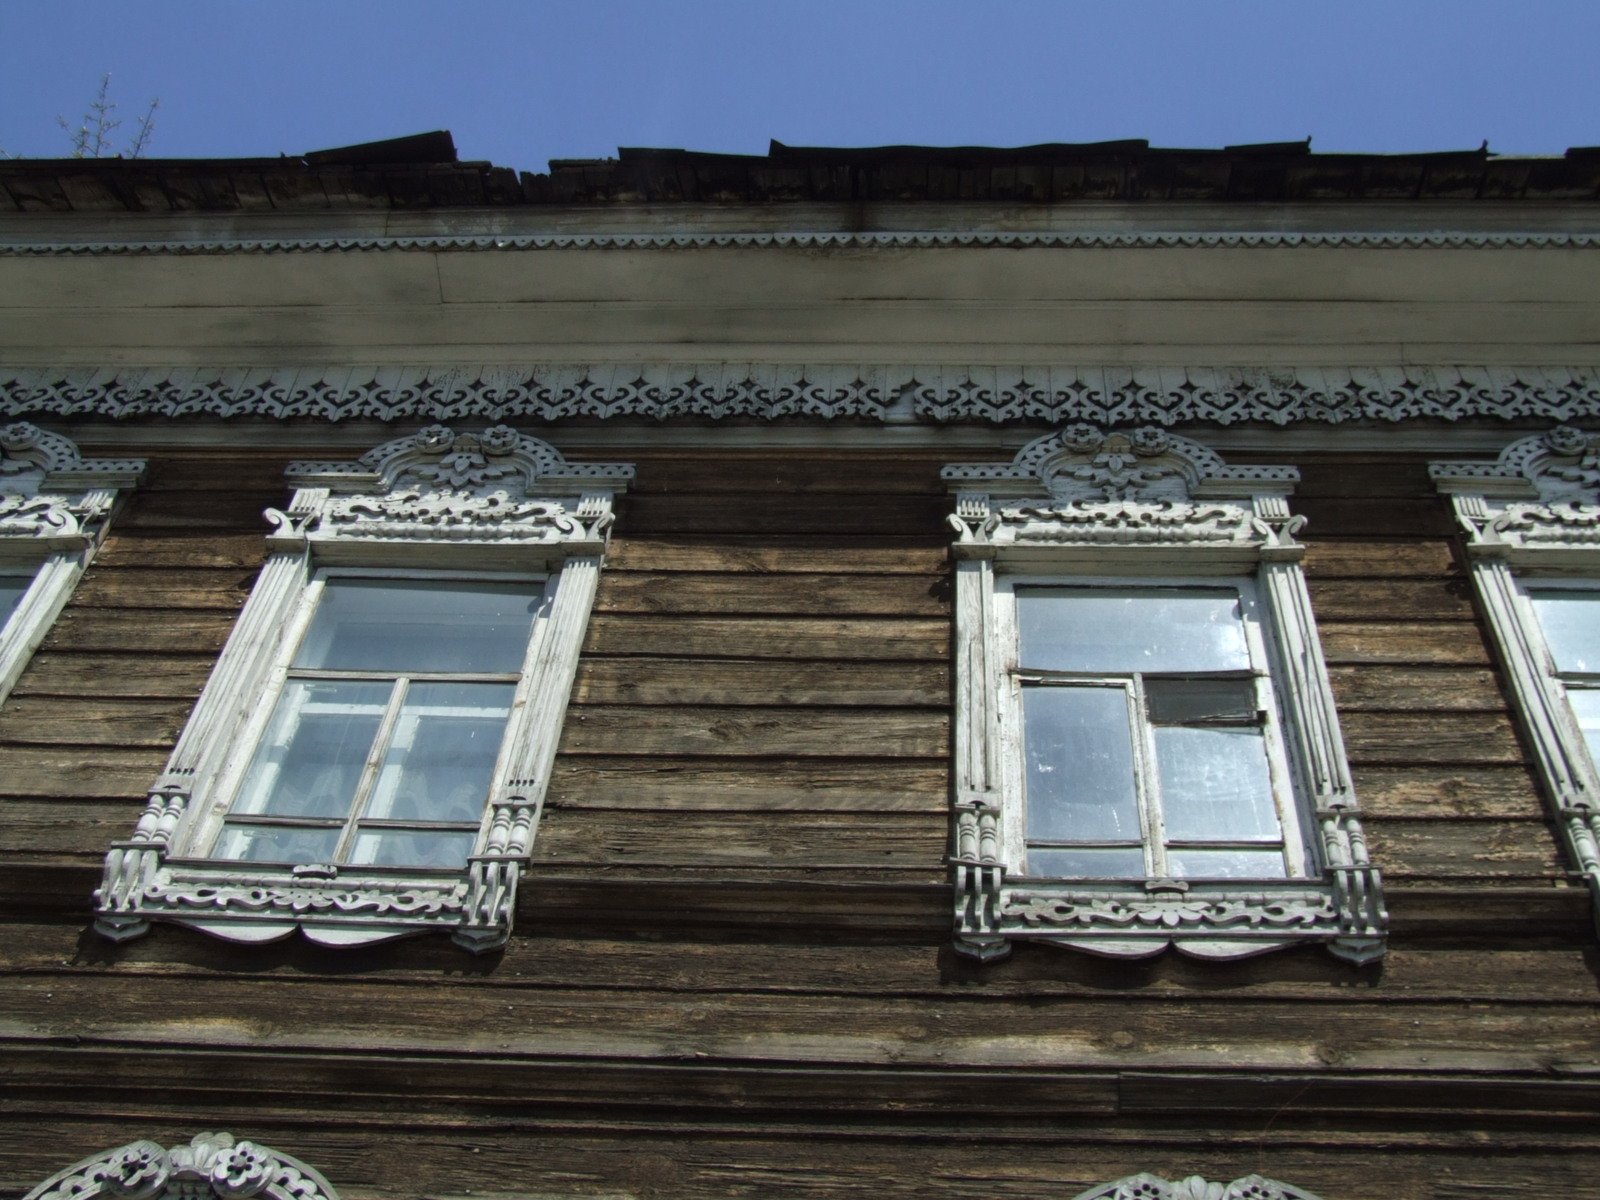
[332,675,410,864]
[1128,673,1165,878]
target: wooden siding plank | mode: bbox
[1328,665,1504,711]
[557,706,948,758]
[0,697,191,748]
[1308,578,1475,621]
[39,609,236,654]
[0,746,167,800]
[1300,540,1460,578]
[571,658,950,708]
[549,757,947,812]
[594,572,950,616]
[583,615,949,660]
[1353,766,1547,819]
[604,537,948,574]
[68,568,257,611]
[1340,711,1524,764]
[1319,622,1491,665]
[10,653,215,700]
[619,494,947,536]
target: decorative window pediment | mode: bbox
[1431,427,1600,932]
[945,426,1385,964]
[0,421,145,708]
[25,1132,339,1200]
[1072,1174,1323,1200]
[94,426,632,952]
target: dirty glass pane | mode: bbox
[349,829,476,870]
[1530,590,1600,674]
[1026,846,1147,879]
[1154,726,1282,842]
[1017,587,1250,674]
[1023,684,1139,843]
[363,682,514,823]
[296,578,539,674]
[1144,677,1257,725]
[213,824,341,865]
[1167,847,1288,880]
[232,680,390,818]
[0,576,26,626]
[1567,688,1600,770]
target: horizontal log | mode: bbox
[69,567,257,611]
[136,456,295,493]
[534,809,947,870]
[572,657,949,707]
[1300,539,1460,578]
[1319,622,1491,665]
[1365,817,1567,881]
[617,494,948,536]
[604,536,948,574]
[558,706,948,758]
[0,697,191,749]
[549,757,947,812]
[11,653,216,700]
[628,454,944,496]
[1293,498,1455,537]
[0,746,167,801]
[583,614,949,661]
[1273,457,1437,500]
[1340,711,1524,764]
[1328,665,1504,712]
[1308,578,1475,622]
[1353,765,1547,819]
[594,572,950,616]
[0,798,143,853]
[39,609,237,654]
[94,532,268,570]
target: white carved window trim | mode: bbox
[0,422,145,709]
[1071,1174,1323,1200]
[945,425,1386,964]
[94,425,633,953]
[1431,427,1600,935]
[25,1132,340,1200]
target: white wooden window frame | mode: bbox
[1431,427,1600,937]
[0,423,145,709]
[945,425,1385,964]
[996,573,1312,884]
[94,425,633,953]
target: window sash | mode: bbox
[1002,576,1306,882]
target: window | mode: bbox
[1432,428,1600,935]
[945,425,1385,963]
[0,422,145,709]
[95,426,633,952]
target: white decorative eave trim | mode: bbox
[2,228,1599,256]
[4,364,1599,427]
[1073,1175,1322,1200]
[25,1132,340,1200]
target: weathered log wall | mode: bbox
[1,443,1596,1200]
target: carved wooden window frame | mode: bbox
[945,425,1385,964]
[94,425,633,953]
[1431,427,1600,936]
[0,422,145,709]
[1071,1175,1323,1200]
[25,1132,340,1200]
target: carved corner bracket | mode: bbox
[25,1131,340,1200]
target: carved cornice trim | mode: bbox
[5,364,1596,427]
[24,1131,340,1200]
[3,229,1598,256]
[1072,1175,1323,1200]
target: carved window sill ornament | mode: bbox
[0,422,145,708]
[1072,1175,1323,1200]
[944,426,1386,964]
[1431,427,1600,935]
[94,426,633,953]
[24,1132,340,1200]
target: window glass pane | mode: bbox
[1567,688,1600,770]
[231,680,390,818]
[1023,684,1140,842]
[349,829,477,870]
[0,576,27,625]
[363,682,515,823]
[1154,726,1283,842]
[213,824,342,865]
[1145,677,1257,725]
[296,578,540,673]
[1167,847,1288,880]
[1025,846,1147,879]
[1530,590,1600,674]
[1017,587,1250,673]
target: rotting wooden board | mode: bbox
[1328,665,1503,712]
[570,658,950,708]
[0,745,169,800]
[582,614,950,660]
[593,572,950,616]
[1339,711,1524,764]
[625,454,945,496]
[1318,622,1491,665]
[1351,765,1546,819]
[39,608,237,654]
[0,696,192,748]
[548,756,947,811]
[556,706,948,758]
[93,532,269,570]
[1290,498,1455,537]
[604,536,948,574]
[68,568,258,611]
[0,798,148,853]
[616,494,949,537]
[1361,817,1566,880]
[1307,578,1475,621]
[1299,539,1460,578]
[9,652,216,700]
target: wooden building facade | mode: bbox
[1,136,1598,1200]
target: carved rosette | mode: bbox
[3,363,1598,426]
[94,428,630,952]
[946,426,1385,965]
[24,1132,340,1200]
[1071,1174,1323,1200]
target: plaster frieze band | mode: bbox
[1,229,1598,256]
[3,364,1598,427]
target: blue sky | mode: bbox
[1,1,1595,167]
